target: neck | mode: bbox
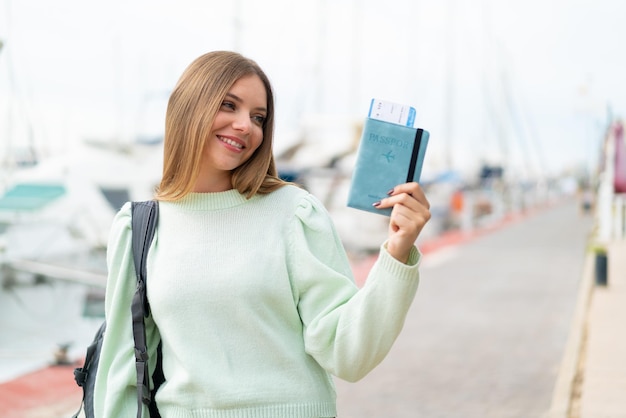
[193,172,233,193]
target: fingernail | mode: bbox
[372,201,381,207]
[386,189,394,196]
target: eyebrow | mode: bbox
[224,92,267,113]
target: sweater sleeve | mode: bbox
[94,202,161,418]
[287,193,421,382]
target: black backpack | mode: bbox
[73,200,164,418]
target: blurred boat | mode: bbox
[275,115,576,255]
[0,138,162,383]
[0,27,169,382]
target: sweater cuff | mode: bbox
[379,241,421,276]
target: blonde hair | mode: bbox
[155,51,287,201]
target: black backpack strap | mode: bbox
[130,200,159,418]
[72,321,106,418]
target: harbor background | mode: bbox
[2,0,621,177]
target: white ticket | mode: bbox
[368,98,416,127]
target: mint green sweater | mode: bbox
[94,185,420,418]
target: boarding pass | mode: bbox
[368,98,416,128]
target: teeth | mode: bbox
[219,136,243,149]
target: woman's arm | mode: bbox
[287,192,424,382]
[94,203,160,418]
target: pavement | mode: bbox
[1,198,625,418]
[568,239,626,418]
[336,199,594,417]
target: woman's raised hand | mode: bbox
[374,182,431,263]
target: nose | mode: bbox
[232,112,251,133]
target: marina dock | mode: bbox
[336,197,625,418]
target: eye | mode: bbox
[221,101,235,111]
[252,114,266,126]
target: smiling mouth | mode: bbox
[218,136,244,150]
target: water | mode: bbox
[0,280,103,383]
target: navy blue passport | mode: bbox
[347,118,429,216]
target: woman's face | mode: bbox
[196,74,267,191]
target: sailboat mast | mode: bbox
[233,0,242,52]
[1,0,15,177]
[443,0,456,171]
[0,37,6,181]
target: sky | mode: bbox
[1,0,624,182]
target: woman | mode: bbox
[94,51,430,418]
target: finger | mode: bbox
[393,196,431,224]
[374,195,422,213]
[388,182,430,209]
[377,192,422,212]
[375,186,429,211]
